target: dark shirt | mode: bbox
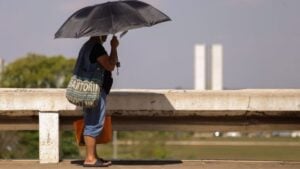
[90,43,113,94]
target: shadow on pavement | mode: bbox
[112,160,183,165]
[70,159,182,166]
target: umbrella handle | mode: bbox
[112,33,120,67]
[112,33,121,75]
[115,61,120,75]
[116,41,120,75]
[116,61,121,68]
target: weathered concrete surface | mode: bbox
[39,112,59,163]
[1,88,300,113]
[1,89,300,132]
[0,160,300,169]
[0,88,76,112]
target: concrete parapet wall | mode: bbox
[1,88,300,131]
[1,88,300,113]
[1,88,300,163]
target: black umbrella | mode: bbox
[55,0,171,38]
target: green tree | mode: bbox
[0,54,80,159]
[0,53,75,88]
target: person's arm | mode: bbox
[97,36,119,71]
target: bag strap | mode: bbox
[73,40,97,75]
[73,40,104,83]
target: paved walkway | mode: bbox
[1,160,300,169]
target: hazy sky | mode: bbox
[1,0,300,89]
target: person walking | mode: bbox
[76,35,119,167]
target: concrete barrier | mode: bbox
[1,88,300,163]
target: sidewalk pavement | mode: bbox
[1,160,300,169]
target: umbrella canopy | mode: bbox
[55,0,171,38]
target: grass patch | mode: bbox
[2,131,300,161]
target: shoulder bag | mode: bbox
[66,40,104,108]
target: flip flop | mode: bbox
[83,159,110,167]
[99,158,112,166]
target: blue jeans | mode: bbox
[83,91,107,138]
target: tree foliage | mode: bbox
[0,53,76,88]
[0,53,79,159]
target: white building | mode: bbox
[194,44,223,90]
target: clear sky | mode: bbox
[1,0,300,89]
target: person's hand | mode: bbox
[110,36,119,48]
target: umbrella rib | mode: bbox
[109,2,115,34]
[121,2,148,25]
[77,5,96,37]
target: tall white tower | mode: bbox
[194,44,223,90]
[194,44,206,90]
[211,44,223,90]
